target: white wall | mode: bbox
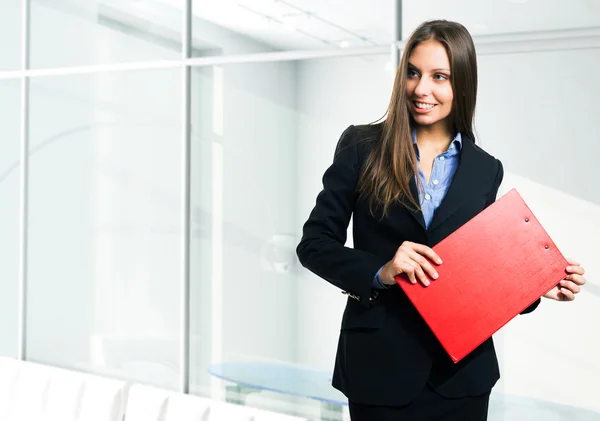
[477,47,600,413]
[294,46,600,416]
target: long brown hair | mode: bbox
[357,20,478,216]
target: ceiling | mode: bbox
[165,0,600,50]
[65,0,600,51]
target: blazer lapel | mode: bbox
[427,136,481,232]
[408,176,426,230]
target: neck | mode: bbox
[414,122,455,151]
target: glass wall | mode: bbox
[0,0,21,71]
[29,0,182,68]
[187,55,393,419]
[0,80,21,358]
[0,0,599,420]
[26,68,182,390]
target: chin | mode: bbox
[411,113,439,126]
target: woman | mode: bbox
[296,20,587,421]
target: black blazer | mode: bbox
[296,123,540,407]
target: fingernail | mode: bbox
[437,259,443,264]
[560,280,566,285]
[433,273,439,279]
[424,281,430,286]
[566,266,573,272]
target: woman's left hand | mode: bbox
[543,257,586,301]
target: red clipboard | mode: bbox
[396,188,568,363]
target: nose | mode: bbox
[414,77,432,97]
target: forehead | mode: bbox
[408,40,450,70]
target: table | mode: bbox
[208,362,345,421]
[209,362,600,421]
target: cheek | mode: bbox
[439,86,454,104]
[405,81,416,97]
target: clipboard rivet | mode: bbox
[525,218,529,222]
[545,245,549,249]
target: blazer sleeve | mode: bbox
[296,125,388,308]
[485,159,541,315]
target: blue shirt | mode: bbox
[372,129,462,289]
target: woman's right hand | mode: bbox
[379,241,443,287]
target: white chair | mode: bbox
[163,393,211,421]
[41,367,86,421]
[123,383,170,421]
[6,361,51,421]
[0,357,21,420]
[77,374,127,421]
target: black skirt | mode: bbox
[349,384,490,421]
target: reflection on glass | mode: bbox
[26,68,182,390]
[29,0,182,68]
[0,80,21,357]
[192,0,394,56]
[0,0,21,71]
[189,55,392,419]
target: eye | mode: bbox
[433,73,449,81]
[407,69,419,78]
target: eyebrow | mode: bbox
[408,62,451,72]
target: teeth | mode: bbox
[415,102,434,109]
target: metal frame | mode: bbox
[0,45,391,80]
[17,0,31,363]
[180,0,192,395]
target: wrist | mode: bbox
[379,266,394,286]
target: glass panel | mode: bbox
[29,0,183,68]
[26,68,182,390]
[0,80,21,357]
[402,0,600,37]
[189,54,394,420]
[0,0,22,71]
[192,0,394,57]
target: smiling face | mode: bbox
[405,39,454,132]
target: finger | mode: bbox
[409,260,430,287]
[408,251,439,280]
[565,274,586,286]
[559,287,575,301]
[410,243,443,265]
[398,262,417,284]
[566,257,580,266]
[559,280,581,294]
[566,265,585,276]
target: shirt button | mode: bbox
[424,194,431,200]
[432,180,439,185]
[439,156,445,161]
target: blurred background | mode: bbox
[0,0,598,419]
